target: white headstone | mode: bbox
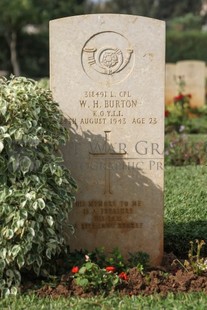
[176,60,206,108]
[165,63,177,105]
[50,14,165,266]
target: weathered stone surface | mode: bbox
[176,60,206,108]
[50,14,165,265]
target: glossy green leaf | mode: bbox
[6,269,14,279]
[4,229,14,240]
[0,100,8,116]
[11,245,21,258]
[0,141,4,153]
[37,198,45,210]
[46,216,54,227]
[10,286,18,295]
[17,255,25,269]
[0,259,6,272]
[20,156,32,174]
[0,248,7,259]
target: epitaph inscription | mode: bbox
[50,14,165,265]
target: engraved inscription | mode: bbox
[74,200,143,231]
[77,89,159,126]
[89,131,127,195]
[81,222,143,229]
[81,31,135,84]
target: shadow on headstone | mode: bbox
[62,118,163,265]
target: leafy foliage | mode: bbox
[0,76,76,296]
[166,30,207,63]
[165,133,207,166]
[68,247,149,274]
[0,0,86,76]
[173,240,207,276]
[128,251,149,271]
[88,248,125,273]
[70,250,143,294]
[73,259,120,294]
[63,247,150,295]
[67,247,149,294]
[184,240,207,275]
[165,75,207,137]
[0,0,35,75]
[168,13,202,31]
[89,0,201,20]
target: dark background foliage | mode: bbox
[0,0,206,77]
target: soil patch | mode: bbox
[22,253,207,298]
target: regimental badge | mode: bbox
[81,31,135,85]
[83,47,133,76]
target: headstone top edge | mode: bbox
[177,60,206,65]
[49,13,165,27]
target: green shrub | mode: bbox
[166,30,207,63]
[165,133,207,166]
[165,100,207,136]
[0,76,76,296]
[168,13,202,32]
[73,260,120,294]
[37,78,49,90]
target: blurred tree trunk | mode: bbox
[8,31,20,76]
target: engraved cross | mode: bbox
[89,131,127,195]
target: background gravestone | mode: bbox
[50,14,165,265]
[165,63,177,105]
[176,60,206,108]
